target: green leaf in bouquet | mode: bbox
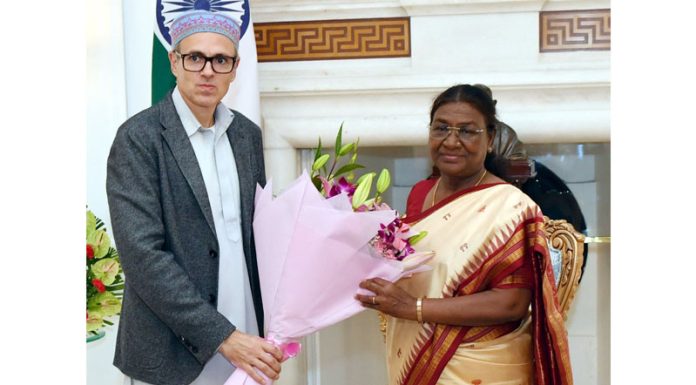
[333,163,364,179]
[352,173,373,209]
[334,122,344,157]
[311,175,323,191]
[314,137,322,162]
[376,168,391,194]
[89,292,122,317]
[86,309,104,332]
[312,154,330,172]
[408,230,428,245]
[91,258,121,285]
[87,211,97,238]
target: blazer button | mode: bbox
[209,250,218,258]
[208,294,216,303]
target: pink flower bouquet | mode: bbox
[224,127,432,385]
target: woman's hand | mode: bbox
[356,278,532,326]
[356,277,418,321]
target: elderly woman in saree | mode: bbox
[356,84,573,385]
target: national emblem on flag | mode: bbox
[155,0,250,49]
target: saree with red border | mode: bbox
[384,180,572,385]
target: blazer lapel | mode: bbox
[159,93,217,237]
[226,116,253,247]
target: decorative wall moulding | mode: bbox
[251,0,407,22]
[251,0,549,21]
[254,17,411,62]
[539,9,611,52]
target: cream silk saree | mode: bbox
[386,182,572,385]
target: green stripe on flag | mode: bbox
[151,35,176,106]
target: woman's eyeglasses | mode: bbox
[429,124,484,142]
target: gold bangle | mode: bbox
[416,297,424,323]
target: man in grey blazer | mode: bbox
[106,10,282,385]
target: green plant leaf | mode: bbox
[108,283,125,291]
[333,163,364,179]
[314,137,322,161]
[91,258,121,285]
[312,154,330,171]
[105,246,119,260]
[311,175,323,191]
[376,168,391,194]
[95,216,104,231]
[334,122,344,157]
[352,173,373,209]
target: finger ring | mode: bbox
[372,297,376,305]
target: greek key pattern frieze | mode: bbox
[254,18,410,62]
[540,9,610,52]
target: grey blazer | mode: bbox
[106,92,266,385]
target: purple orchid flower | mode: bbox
[328,177,357,198]
[372,217,417,261]
[318,176,357,198]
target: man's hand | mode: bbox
[219,330,284,384]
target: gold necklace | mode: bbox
[431,169,487,208]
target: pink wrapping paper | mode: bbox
[224,171,432,385]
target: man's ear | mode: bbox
[168,51,178,78]
[229,56,241,83]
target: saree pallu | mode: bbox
[386,183,572,385]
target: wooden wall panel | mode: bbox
[255,18,410,62]
[540,9,610,52]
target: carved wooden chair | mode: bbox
[378,216,585,338]
[544,216,585,320]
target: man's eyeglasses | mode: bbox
[175,51,238,74]
[429,123,484,142]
